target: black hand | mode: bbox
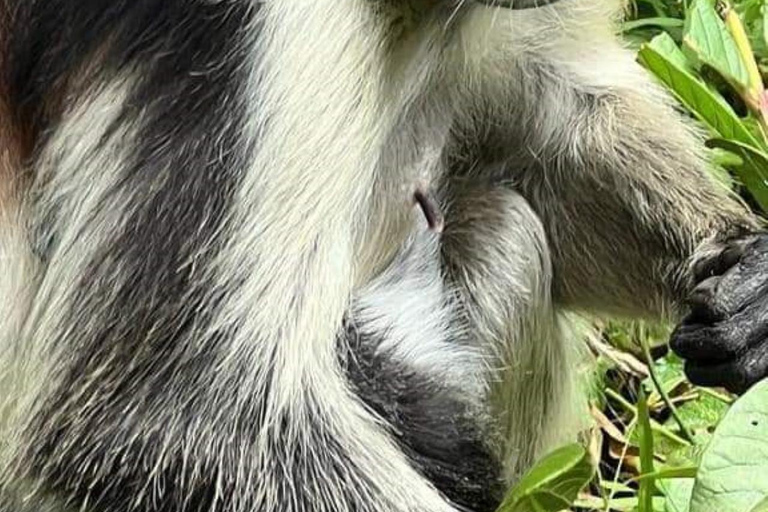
[671,234,768,394]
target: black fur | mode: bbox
[8,0,255,142]
[342,323,505,512]
[4,1,268,510]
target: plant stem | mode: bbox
[638,331,695,443]
[605,388,692,446]
[605,418,637,512]
[698,386,735,404]
[637,390,654,512]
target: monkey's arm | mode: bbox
[475,1,768,391]
[518,59,768,392]
[511,47,768,390]
[482,5,759,317]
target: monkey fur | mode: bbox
[0,1,764,511]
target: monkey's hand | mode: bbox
[671,234,768,394]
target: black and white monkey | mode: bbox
[2,0,768,510]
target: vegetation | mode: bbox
[497,1,768,511]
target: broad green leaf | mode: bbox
[638,34,761,148]
[495,444,594,512]
[684,0,751,90]
[647,31,696,72]
[690,378,768,512]
[740,115,768,148]
[751,496,768,512]
[705,138,768,210]
[658,478,695,512]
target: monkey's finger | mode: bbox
[716,239,768,296]
[670,322,743,363]
[689,245,768,324]
[684,343,768,394]
[672,299,768,362]
[692,238,750,284]
[687,275,725,322]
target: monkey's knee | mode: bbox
[442,184,553,342]
[439,184,585,482]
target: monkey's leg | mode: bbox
[441,184,588,483]
[458,0,763,402]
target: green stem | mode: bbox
[637,390,654,512]
[639,334,695,443]
[698,386,735,404]
[605,418,637,512]
[605,388,692,446]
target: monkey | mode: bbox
[0,0,766,511]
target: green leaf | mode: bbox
[495,444,594,512]
[667,392,729,433]
[600,480,635,494]
[642,352,686,396]
[709,146,744,168]
[735,0,768,57]
[764,1,768,52]
[638,34,761,148]
[705,137,768,210]
[690,378,768,512]
[751,496,768,512]
[736,0,764,26]
[647,31,697,72]
[623,17,686,33]
[658,478,695,512]
[684,0,751,91]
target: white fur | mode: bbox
[354,219,486,391]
